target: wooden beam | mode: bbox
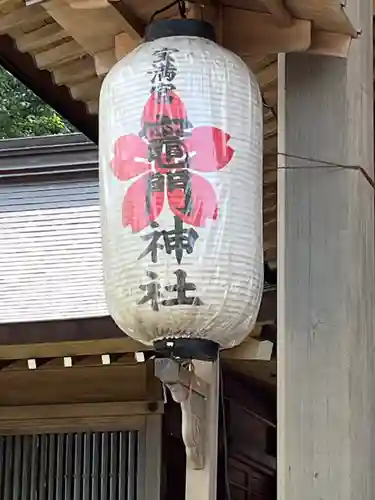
[0,337,144,360]
[308,30,352,58]
[262,0,293,26]
[0,363,149,405]
[0,400,158,434]
[0,326,274,362]
[223,9,311,55]
[285,0,357,36]
[34,39,86,69]
[188,361,219,500]
[115,32,139,61]
[0,401,163,422]
[107,0,144,43]
[0,289,276,347]
[278,0,374,496]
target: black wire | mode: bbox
[178,0,187,18]
[149,0,187,24]
[260,90,375,191]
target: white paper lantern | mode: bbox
[99,19,263,360]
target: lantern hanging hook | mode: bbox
[149,0,188,24]
[178,0,187,18]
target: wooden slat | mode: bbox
[94,47,117,75]
[65,0,108,8]
[264,138,277,157]
[257,61,278,89]
[34,39,85,69]
[263,208,277,226]
[16,22,67,53]
[52,56,96,85]
[70,76,102,101]
[263,87,277,107]
[0,178,106,323]
[245,54,277,73]
[8,14,51,34]
[264,107,276,122]
[264,170,277,185]
[263,219,276,243]
[264,119,277,138]
[0,414,145,435]
[0,6,48,33]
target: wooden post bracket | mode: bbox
[154,358,211,471]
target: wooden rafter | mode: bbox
[0,34,98,141]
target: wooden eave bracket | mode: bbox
[155,358,209,470]
[188,0,357,58]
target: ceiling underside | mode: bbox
[0,0,358,265]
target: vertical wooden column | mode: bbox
[277,1,374,499]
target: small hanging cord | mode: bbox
[162,382,168,404]
[149,0,187,24]
[178,0,187,18]
[182,359,195,401]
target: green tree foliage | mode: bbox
[0,66,75,139]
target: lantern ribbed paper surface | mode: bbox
[99,28,263,352]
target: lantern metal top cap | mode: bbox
[145,19,216,43]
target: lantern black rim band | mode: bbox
[153,338,220,361]
[145,19,216,43]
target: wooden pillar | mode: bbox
[277,0,374,498]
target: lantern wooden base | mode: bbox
[155,358,219,500]
[153,338,219,361]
